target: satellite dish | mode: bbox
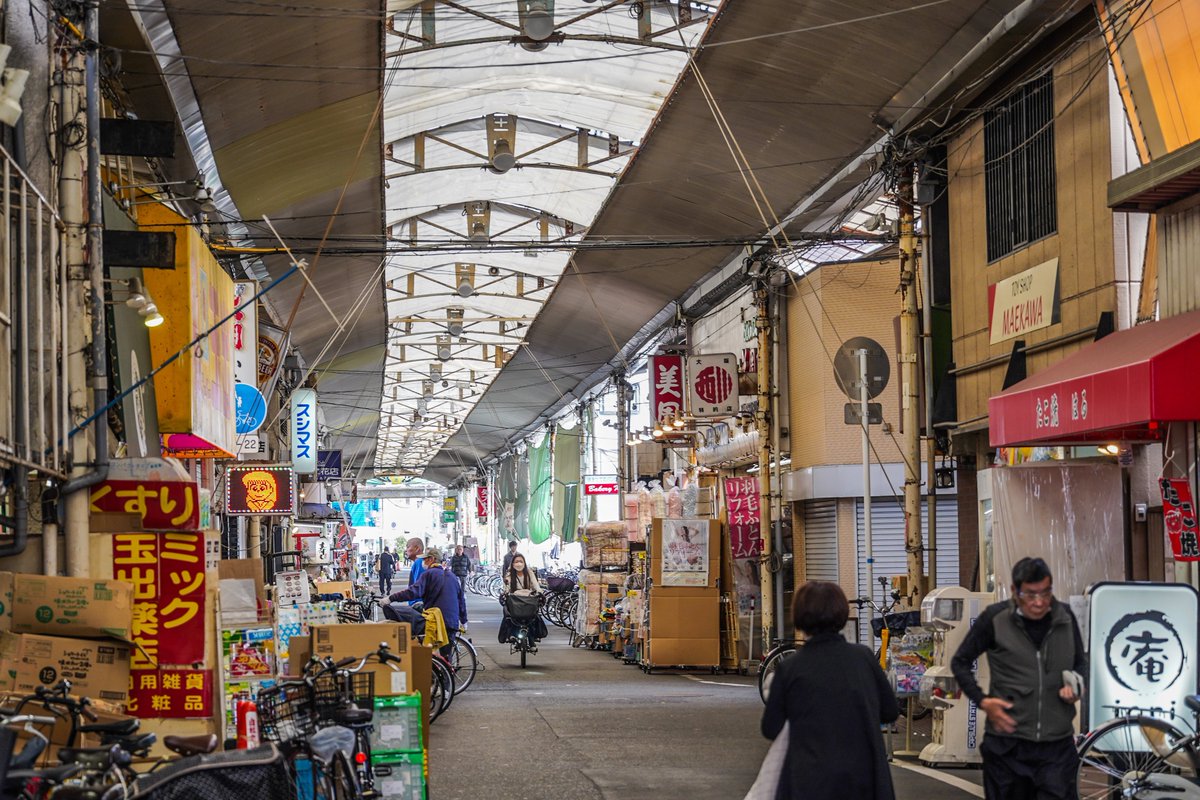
[833,336,890,400]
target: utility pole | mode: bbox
[898,168,925,601]
[754,284,774,649]
[615,373,628,508]
[859,348,873,607]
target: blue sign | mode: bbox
[235,383,267,434]
[317,450,342,481]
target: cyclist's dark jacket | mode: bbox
[450,554,472,578]
[761,632,898,800]
[389,567,466,631]
[951,599,1086,742]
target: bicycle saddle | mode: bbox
[108,732,157,757]
[163,733,219,757]
[8,735,47,770]
[334,707,373,726]
[80,718,139,737]
[57,744,132,770]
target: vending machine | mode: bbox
[919,586,994,766]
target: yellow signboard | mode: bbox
[140,203,236,458]
[443,497,457,511]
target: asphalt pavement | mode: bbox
[426,591,985,800]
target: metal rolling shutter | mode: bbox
[803,500,838,583]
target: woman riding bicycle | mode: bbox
[498,554,546,644]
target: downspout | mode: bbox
[0,121,30,559]
[59,0,109,573]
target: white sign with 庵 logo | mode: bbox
[1087,582,1199,735]
[290,388,318,474]
[987,258,1060,345]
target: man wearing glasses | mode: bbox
[951,557,1086,800]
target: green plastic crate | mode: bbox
[371,751,426,800]
[371,694,423,754]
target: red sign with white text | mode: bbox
[128,669,212,718]
[650,354,685,425]
[725,476,762,558]
[583,475,620,496]
[476,486,489,520]
[1161,478,1200,562]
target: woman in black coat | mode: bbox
[761,581,900,800]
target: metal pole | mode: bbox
[770,286,785,638]
[921,189,938,590]
[616,374,628,506]
[755,285,774,649]
[898,169,925,602]
[859,348,873,615]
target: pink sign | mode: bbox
[725,476,762,558]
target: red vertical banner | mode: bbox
[476,486,489,520]
[1161,478,1200,562]
[725,476,762,559]
[650,354,685,425]
[128,669,212,718]
[113,533,206,667]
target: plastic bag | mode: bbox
[743,722,788,800]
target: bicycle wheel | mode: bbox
[428,656,455,723]
[758,646,795,703]
[449,637,478,694]
[1077,716,1200,800]
[328,749,358,800]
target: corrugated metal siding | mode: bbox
[853,498,961,643]
[1159,206,1200,318]
[803,500,838,583]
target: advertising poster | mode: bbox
[661,519,709,587]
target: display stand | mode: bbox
[641,518,722,673]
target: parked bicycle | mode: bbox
[1076,697,1200,799]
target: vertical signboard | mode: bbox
[233,282,266,437]
[724,476,762,558]
[291,389,317,474]
[476,485,489,520]
[1161,478,1200,562]
[1088,582,1199,734]
[113,532,206,668]
[650,354,685,425]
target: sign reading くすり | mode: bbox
[988,258,1060,345]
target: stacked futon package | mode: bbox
[575,521,629,638]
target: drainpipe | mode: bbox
[59,0,108,576]
[754,284,774,650]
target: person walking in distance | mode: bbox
[760,581,898,799]
[951,557,1086,800]
[501,540,519,575]
[450,545,472,581]
[378,547,396,596]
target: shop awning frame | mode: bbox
[988,310,1200,447]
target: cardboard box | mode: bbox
[647,593,720,668]
[315,581,354,598]
[0,572,12,632]
[0,632,132,705]
[310,622,410,662]
[11,575,134,641]
[288,636,312,677]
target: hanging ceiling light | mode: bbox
[447,308,465,337]
[467,221,488,251]
[436,336,453,361]
[491,139,516,173]
[521,0,554,40]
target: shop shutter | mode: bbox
[854,497,960,643]
[803,500,838,583]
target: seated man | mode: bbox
[385,549,466,658]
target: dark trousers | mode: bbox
[378,571,393,596]
[981,735,1078,800]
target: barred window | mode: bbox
[984,72,1056,262]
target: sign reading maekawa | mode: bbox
[988,258,1060,345]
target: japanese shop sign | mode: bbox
[725,476,762,558]
[443,496,458,511]
[291,388,317,474]
[476,486,489,520]
[128,669,212,719]
[233,282,266,437]
[1088,582,1199,735]
[688,353,739,418]
[225,465,295,516]
[650,354,685,424]
[89,478,199,532]
[275,570,311,606]
[988,258,1060,345]
[1161,478,1200,562]
[583,474,620,496]
[316,449,342,481]
[113,532,206,667]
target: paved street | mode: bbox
[428,597,985,800]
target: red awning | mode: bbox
[988,310,1200,447]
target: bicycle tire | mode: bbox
[520,646,527,668]
[450,637,478,694]
[1077,715,1200,800]
[758,646,795,703]
[328,749,358,800]
[428,656,454,723]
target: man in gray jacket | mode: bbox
[951,557,1086,800]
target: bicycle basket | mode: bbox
[313,670,375,726]
[870,610,922,638]
[545,576,576,594]
[505,593,540,621]
[130,744,292,800]
[256,681,317,742]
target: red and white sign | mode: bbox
[987,258,1060,345]
[688,353,739,418]
[725,476,762,558]
[583,474,620,496]
[650,354,685,424]
[1161,478,1200,562]
[476,485,489,519]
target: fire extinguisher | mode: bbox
[236,699,260,749]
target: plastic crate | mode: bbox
[371,752,426,800]
[370,695,423,754]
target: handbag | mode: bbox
[743,722,788,800]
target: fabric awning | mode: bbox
[988,310,1200,447]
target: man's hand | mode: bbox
[980,697,1017,734]
[1059,685,1080,704]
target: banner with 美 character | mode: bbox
[113,532,206,667]
[127,669,212,719]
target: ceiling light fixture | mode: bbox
[467,221,488,251]
[521,0,555,40]
[491,139,516,173]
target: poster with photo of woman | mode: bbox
[661,519,709,587]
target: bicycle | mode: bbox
[303,655,378,798]
[758,638,798,702]
[447,630,479,694]
[850,582,930,721]
[256,678,358,800]
[1076,697,1200,799]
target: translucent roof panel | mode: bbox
[377,0,713,474]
